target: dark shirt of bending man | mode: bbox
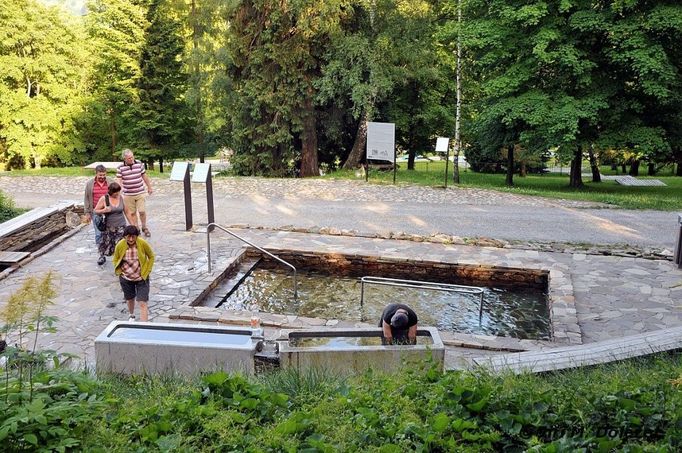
[378,303,418,345]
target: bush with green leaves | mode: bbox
[0,189,22,223]
[0,272,104,452]
[76,354,682,451]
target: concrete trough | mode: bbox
[95,321,262,376]
[277,327,444,374]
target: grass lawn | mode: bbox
[0,166,170,178]
[324,161,682,211]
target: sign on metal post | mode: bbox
[170,162,192,231]
[192,163,215,232]
[436,137,450,188]
[366,122,396,183]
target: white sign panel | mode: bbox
[169,162,189,181]
[366,122,395,163]
[435,137,450,153]
[192,163,211,183]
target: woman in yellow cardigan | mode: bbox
[113,225,155,321]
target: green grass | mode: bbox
[324,161,682,210]
[0,166,170,178]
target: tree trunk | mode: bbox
[588,144,601,182]
[452,0,462,185]
[677,153,682,176]
[621,163,627,174]
[647,163,655,176]
[610,163,617,171]
[109,110,117,157]
[159,156,164,173]
[505,144,514,187]
[519,160,527,177]
[191,0,204,163]
[342,114,368,170]
[299,94,319,177]
[569,145,584,188]
[628,159,640,176]
[453,143,460,184]
[407,151,415,170]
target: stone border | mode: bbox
[0,202,87,281]
[226,223,674,261]
[251,249,548,288]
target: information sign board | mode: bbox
[170,162,189,181]
[435,137,450,153]
[192,163,211,183]
[366,122,395,163]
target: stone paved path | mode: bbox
[2,176,678,249]
[0,175,681,370]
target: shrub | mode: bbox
[0,273,104,451]
[0,189,22,223]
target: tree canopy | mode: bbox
[0,0,679,180]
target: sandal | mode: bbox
[142,227,151,237]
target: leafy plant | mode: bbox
[0,190,23,223]
[1,272,104,451]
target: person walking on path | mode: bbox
[113,225,155,322]
[116,148,153,237]
[83,164,112,254]
[93,182,127,265]
[378,303,419,345]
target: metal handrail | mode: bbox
[360,276,485,321]
[206,223,297,298]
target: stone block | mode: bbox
[95,321,260,376]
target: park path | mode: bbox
[1,175,679,250]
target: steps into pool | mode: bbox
[197,257,261,308]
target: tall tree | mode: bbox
[0,0,89,169]
[136,0,191,170]
[464,0,682,186]
[223,0,348,177]
[85,0,148,158]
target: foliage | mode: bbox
[0,369,102,452]
[0,0,90,169]
[0,189,23,223]
[73,353,682,450]
[462,0,682,185]
[82,0,149,160]
[0,272,104,452]
[133,0,194,167]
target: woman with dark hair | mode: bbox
[93,181,127,265]
[113,225,155,321]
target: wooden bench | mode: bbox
[468,325,682,374]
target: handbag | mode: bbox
[94,213,107,231]
[94,195,110,232]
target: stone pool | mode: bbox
[214,267,551,340]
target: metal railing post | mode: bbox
[360,276,485,325]
[207,228,212,273]
[206,223,297,298]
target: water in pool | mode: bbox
[221,269,551,340]
[289,336,434,348]
[110,326,254,346]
